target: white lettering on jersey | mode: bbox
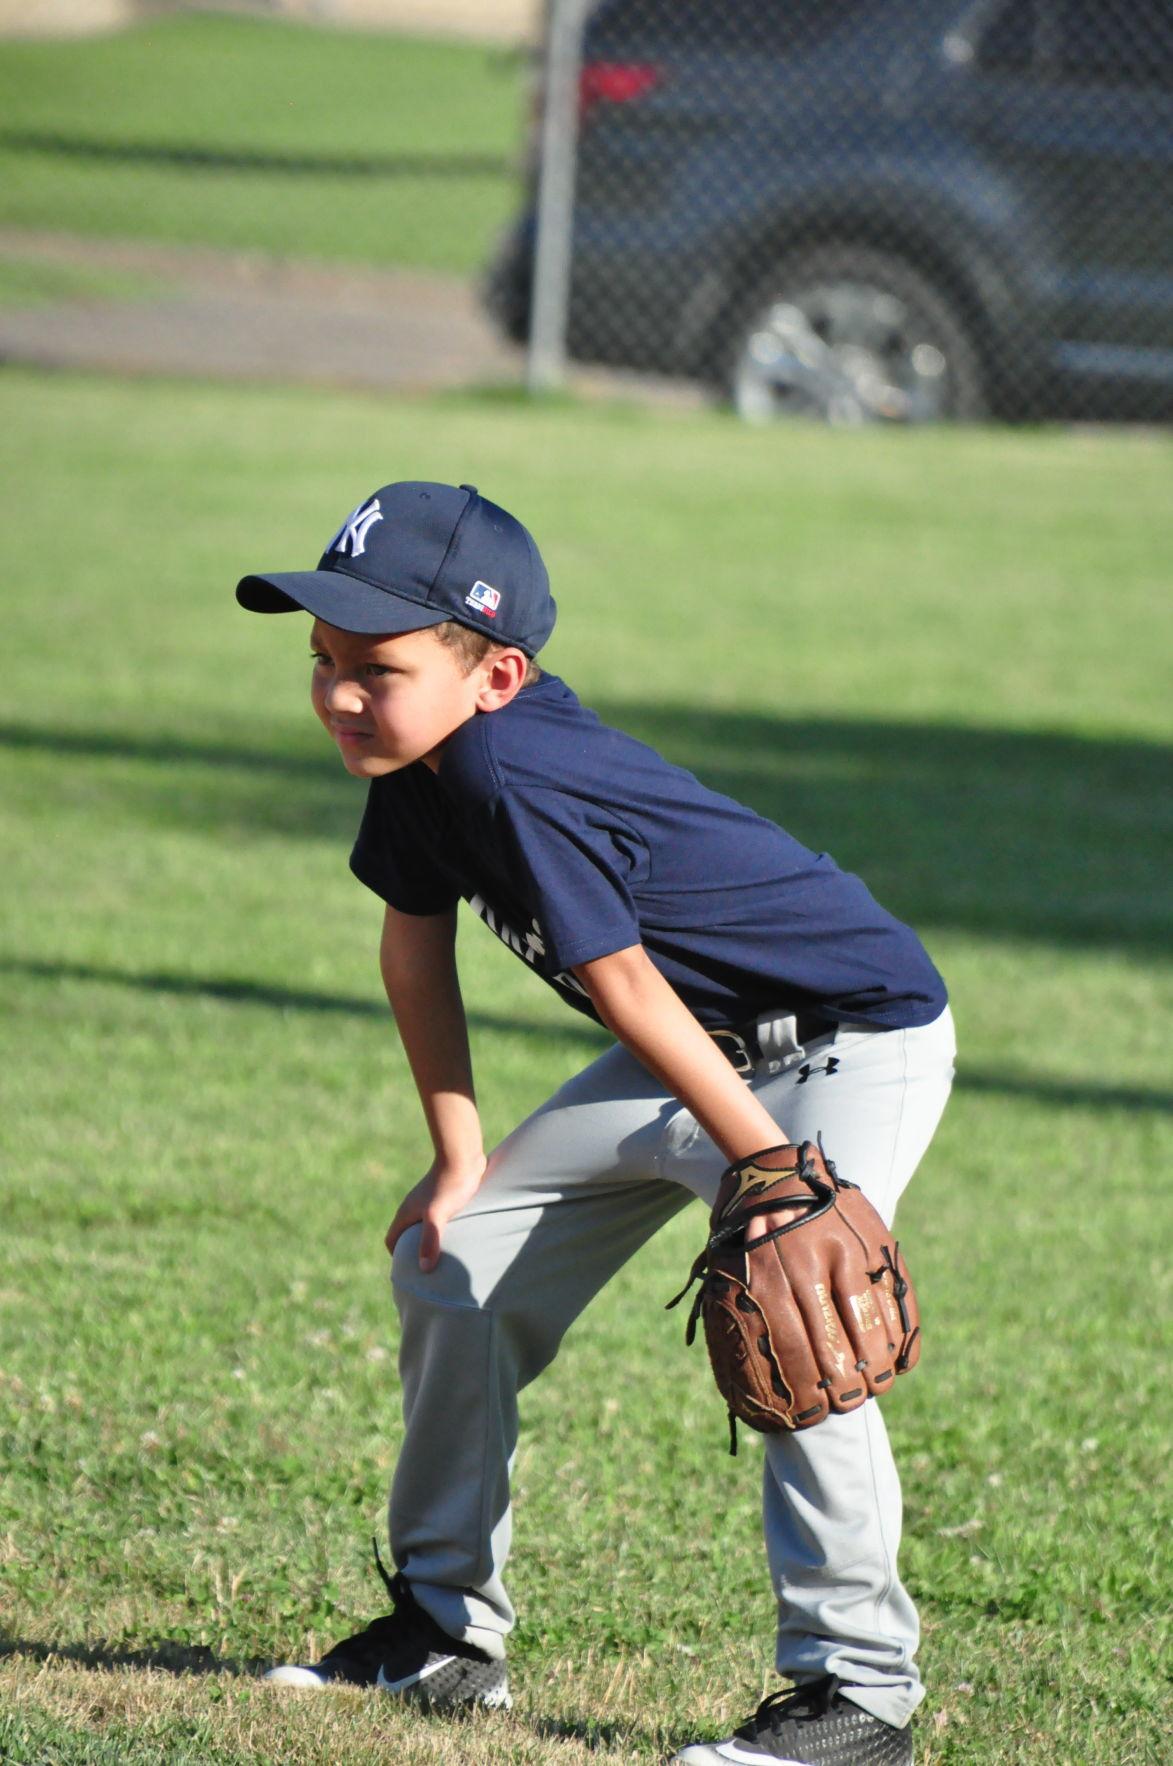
[467,896,589,1000]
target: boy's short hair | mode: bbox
[435,620,542,687]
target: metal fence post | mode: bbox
[526,0,586,394]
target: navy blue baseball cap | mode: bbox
[236,481,556,656]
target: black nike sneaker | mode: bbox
[264,1549,510,1710]
[668,1675,913,1765]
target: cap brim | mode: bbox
[235,570,449,637]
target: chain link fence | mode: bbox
[496,0,1173,422]
[1,1,1171,420]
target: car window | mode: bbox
[1053,0,1173,91]
[587,0,868,53]
[977,0,1038,74]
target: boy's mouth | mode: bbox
[331,724,373,744]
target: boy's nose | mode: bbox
[326,676,364,715]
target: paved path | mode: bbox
[0,229,706,407]
[0,231,524,393]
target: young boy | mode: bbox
[237,481,954,1765]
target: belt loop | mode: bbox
[755,1011,802,1071]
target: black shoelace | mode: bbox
[372,1535,402,1603]
[321,1539,411,1665]
[741,1675,841,1737]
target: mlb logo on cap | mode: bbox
[466,580,501,618]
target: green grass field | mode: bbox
[0,365,1170,1764]
[0,15,523,273]
[0,254,163,308]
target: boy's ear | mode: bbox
[475,649,529,713]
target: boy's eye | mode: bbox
[310,651,331,665]
[365,664,392,678]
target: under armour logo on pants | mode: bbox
[796,1057,840,1085]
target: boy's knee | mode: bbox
[390,1229,479,1310]
[389,1225,424,1289]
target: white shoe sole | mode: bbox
[671,1746,809,1766]
[263,1664,359,1690]
[671,1732,912,1764]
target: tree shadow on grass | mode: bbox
[2,707,1169,960]
[0,719,365,848]
[0,955,608,1055]
[592,699,1172,963]
[3,955,1170,1116]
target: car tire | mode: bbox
[723,246,987,425]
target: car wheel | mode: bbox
[725,247,986,425]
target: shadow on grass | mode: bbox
[3,707,1169,961]
[532,1714,646,1750]
[0,1634,263,1679]
[0,955,607,1053]
[4,956,1170,1116]
[0,130,511,181]
[0,1637,660,1756]
[593,700,1173,963]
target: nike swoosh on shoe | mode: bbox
[671,1743,809,1765]
[376,1655,457,1693]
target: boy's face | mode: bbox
[309,620,491,778]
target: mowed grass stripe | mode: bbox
[0,16,524,274]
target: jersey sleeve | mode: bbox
[349,774,462,916]
[486,784,645,971]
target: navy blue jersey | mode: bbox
[349,674,946,1031]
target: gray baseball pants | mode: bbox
[389,1005,956,1728]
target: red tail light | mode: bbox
[578,61,661,122]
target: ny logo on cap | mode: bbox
[328,497,383,559]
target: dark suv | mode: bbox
[486,0,1173,421]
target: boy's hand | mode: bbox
[384,1155,488,1273]
[668,1141,921,1441]
[746,1209,794,1243]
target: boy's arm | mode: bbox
[379,902,487,1272]
[574,943,793,1239]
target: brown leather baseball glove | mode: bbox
[668,1140,920,1451]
